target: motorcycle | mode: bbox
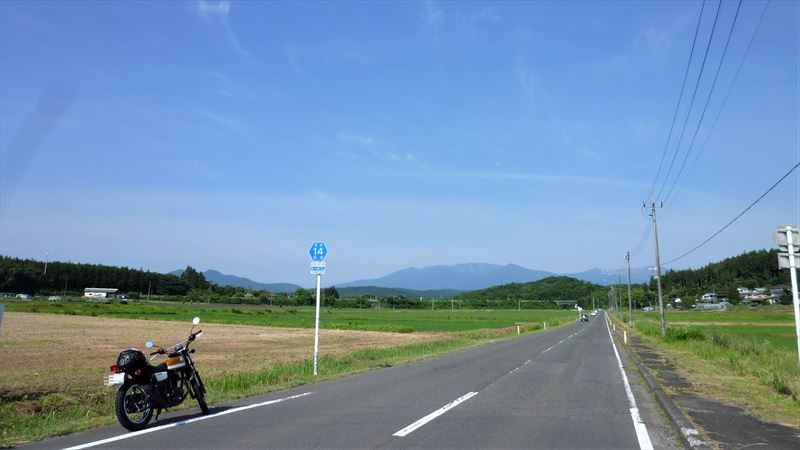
[105,316,209,430]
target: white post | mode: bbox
[613,323,616,332]
[786,226,800,367]
[313,274,321,376]
[624,330,627,344]
[544,322,547,330]
[517,325,520,335]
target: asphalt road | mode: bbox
[29,315,675,449]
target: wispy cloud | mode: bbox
[194,108,252,140]
[423,0,444,28]
[196,1,256,64]
[338,132,375,146]
[597,22,680,74]
[377,170,648,189]
[187,159,224,182]
[197,0,230,15]
[336,132,422,166]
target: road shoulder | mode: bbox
[616,323,799,449]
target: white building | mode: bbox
[84,288,118,298]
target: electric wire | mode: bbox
[656,0,724,202]
[662,161,800,266]
[646,0,707,203]
[670,0,770,205]
[663,0,743,205]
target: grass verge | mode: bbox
[0,320,563,447]
[608,311,799,428]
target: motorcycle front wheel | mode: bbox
[115,383,153,431]
[191,377,209,415]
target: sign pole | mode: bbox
[308,241,328,376]
[785,226,800,367]
[313,272,321,375]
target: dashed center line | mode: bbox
[542,346,554,353]
[393,392,478,437]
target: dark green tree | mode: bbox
[727,286,740,304]
[180,266,209,290]
[293,288,313,305]
[323,286,340,299]
[779,289,792,305]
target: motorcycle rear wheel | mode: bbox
[191,378,209,415]
[115,383,153,431]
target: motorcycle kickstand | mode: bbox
[154,408,163,421]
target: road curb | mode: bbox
[610,318,711,450]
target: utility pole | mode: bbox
[626,251,633,326]
[648,202,666,337]
[147,281,152,301]
[43,252,49,276]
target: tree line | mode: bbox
[657,249,790,300]
[0,256,202,295]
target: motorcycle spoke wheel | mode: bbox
[192,378,209,415]
[115,384,153,430]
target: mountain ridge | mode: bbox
[177,263,652,293]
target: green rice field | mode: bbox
[3,299,576,333]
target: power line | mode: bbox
[663,0,743,205]
[662,161,800,266]
[646,0,707,203]
[671,0,770,204]
[656,0,724,202]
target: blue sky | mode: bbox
[1,1,798,287]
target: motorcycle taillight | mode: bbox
[111,364,120,373]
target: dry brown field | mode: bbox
[0,312,442,397]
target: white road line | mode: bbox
[604,314,654,450]
[542,346,554,353]
[524,359,532,365]
[393,392,478,437]
[62,392,313,450]
[557,339,566,344]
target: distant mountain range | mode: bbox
[173,263,652,294]
[169,269,301,293]
[341,263,652,290]
[340,263,553,291]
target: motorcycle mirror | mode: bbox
[192,317,200,325]
[145,341,154,349]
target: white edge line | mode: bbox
[62,392,313,450]
[393,392,478,437]
[604,313,654,450]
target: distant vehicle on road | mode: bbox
[580,314,589,322]
[48,295,60,301]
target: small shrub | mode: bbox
[772,372,792,397]
[708,331,731,348]
[665,326,705,342]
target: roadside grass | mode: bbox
[609,307,799,427]
[0,306,568,447]
[3,300,573,333]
